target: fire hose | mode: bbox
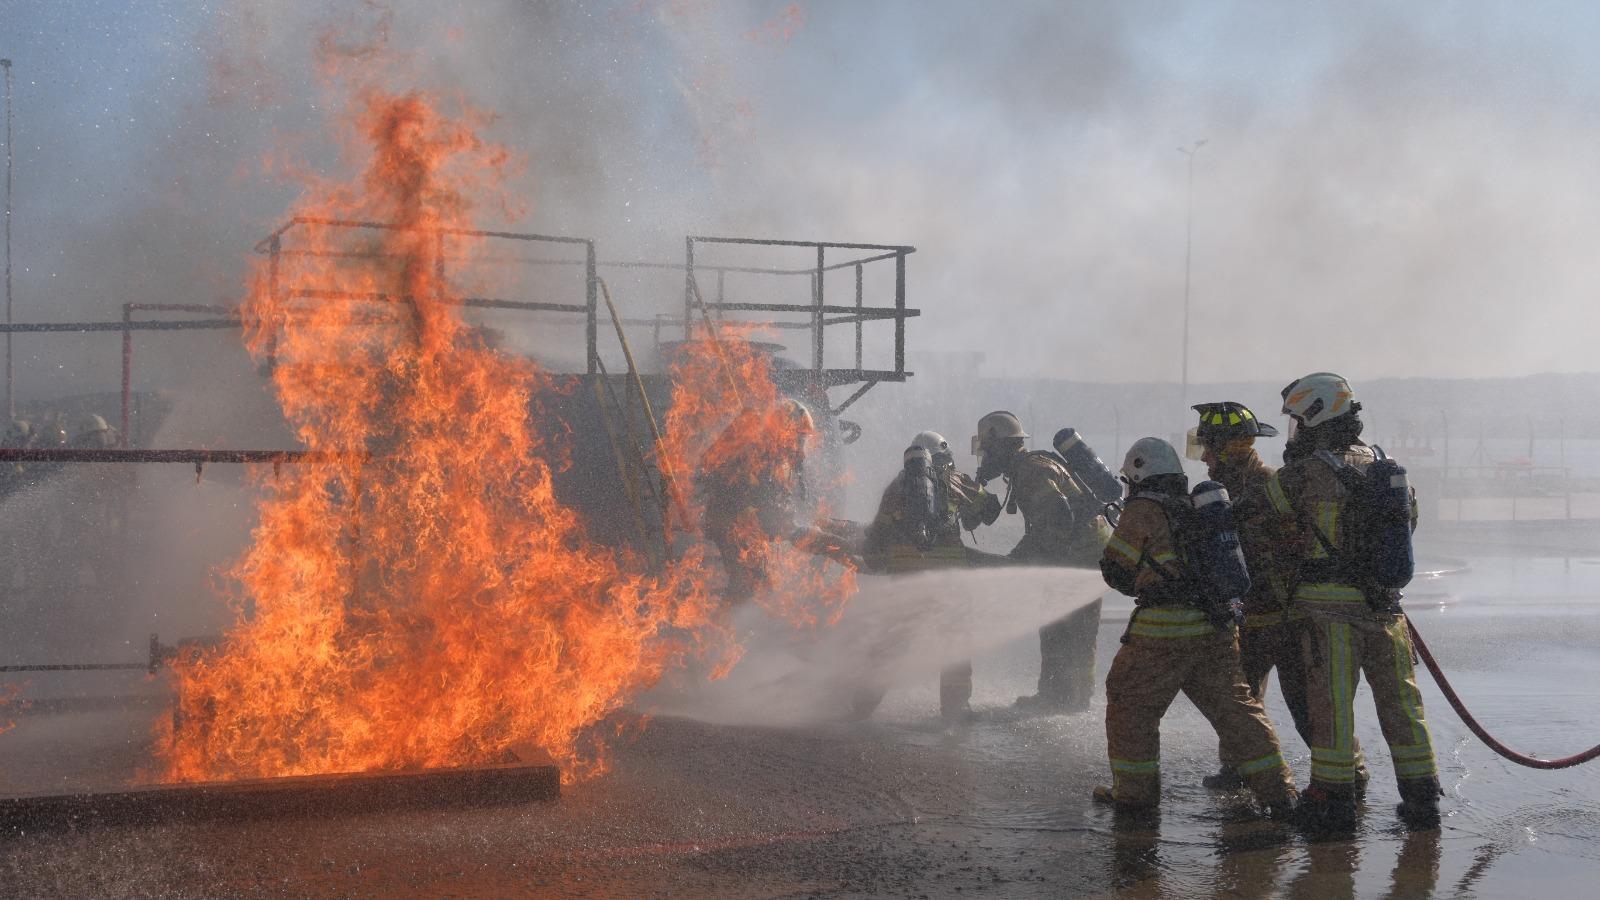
[1408,618,1600,769]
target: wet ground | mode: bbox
[4,542,1600,897]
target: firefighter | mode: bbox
[34,416,69,448]
[2,418,32,448]
[860,430,1001,722]
[971,410,1111,713]
[1264,372,1439,832]
[1095,436,1297,816]
[1187,401,1368,791]
[70,413,119,449]
[1,418,34,496]
[699,398,836,603]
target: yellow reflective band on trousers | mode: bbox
[1388,618,1432,749]
[1235,751,1286,777]
[1110,757,1160,775]
[1129,606,1214,639]
[1309,621,1361,783]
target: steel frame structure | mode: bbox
[0,220,918,446]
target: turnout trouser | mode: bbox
[1105,609,1296,806]
[1217,614,1370,781]
[1298,605,1436,794]
[1239,619,1312,739]
[1036,597,1103,711]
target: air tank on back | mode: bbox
[1052,427,1123,506]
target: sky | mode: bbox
[5,0,1600,399]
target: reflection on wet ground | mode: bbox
[4,547,1600,897]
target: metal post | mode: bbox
[1562,417,1570,521]
[3,59,14,421]
[716,268,725,321]
[894,251,906,376]
[120,306,132,448]
[1177,139,1206,413]
[585,240,598,374]
[683,237,695,341]
[813,245,824,375]
[265,236,280,373]
[434,230,446,300]
[854,262,863,371]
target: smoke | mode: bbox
[8,1,1600,395]
[641,566,1107,726]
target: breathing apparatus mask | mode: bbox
[974,437,1021,486]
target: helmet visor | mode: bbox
[970,434,983,457]
[1184,427,1207,461]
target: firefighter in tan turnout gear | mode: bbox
[1095,437,1297,815]
[1187,401,1369,791]
[971,410,1111,712]
[699,399,817,603]
[860,430,1001,722]
[1264,373,1439,832]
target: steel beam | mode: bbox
[0,756,560,834]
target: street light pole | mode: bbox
[2,58,13,421]
[1178,138,1206,414]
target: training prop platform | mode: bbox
[0,756,560,835]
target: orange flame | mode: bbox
[659,331,856,629]
[156,85,855,785]
[157,89,733,783]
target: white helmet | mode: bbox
[1121,437,1184,485]
[971,410,1028,457]
[1280,372,1358,430]
[912,430,954,466]
[780,398,816,435]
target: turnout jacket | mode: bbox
[1262,440,1418,614]
[863,465,995,572]
[1100,493,1213,639]
[1208,447,1294,627]
[1005,452,1111,565]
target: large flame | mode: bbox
[660,331,856,629]
[157,87,854,784]
[158,89,734,782]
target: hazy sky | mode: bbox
[5,0,1600,395]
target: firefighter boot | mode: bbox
[1396,776,1442,831]
[1295,785,1358,838]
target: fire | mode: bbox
[158,89,730,783]
[157,85,855,784]
[659,331,856,629]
